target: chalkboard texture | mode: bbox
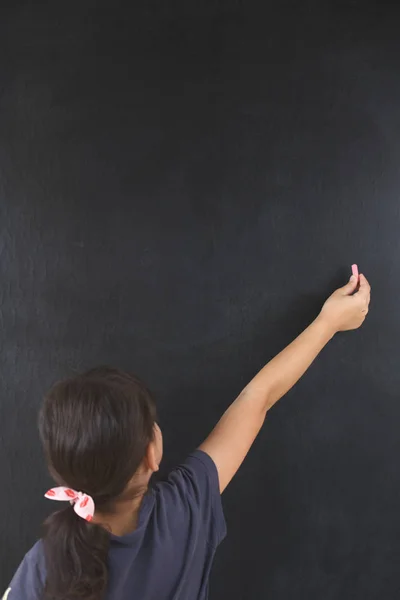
[1,2,399,599]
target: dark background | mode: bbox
[1,1,399,598]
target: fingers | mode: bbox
[359,273,370,291]
[340,275,359,296]
[354,274,371,321]
[357,274,371,304]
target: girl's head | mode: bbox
[39,366,161,600]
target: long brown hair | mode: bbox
[38,366,156,600]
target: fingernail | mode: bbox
[350,275,356,282]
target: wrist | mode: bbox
[314,313,338,340]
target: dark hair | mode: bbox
[38,366,157,600]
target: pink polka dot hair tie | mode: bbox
[45,486,95,522]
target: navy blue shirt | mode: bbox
[4,450,226,600]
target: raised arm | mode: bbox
[199,273,371,493]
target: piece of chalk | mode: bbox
[352,264,359,278]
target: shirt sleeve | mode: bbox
[155,449,227,548]
[5,542,45,600]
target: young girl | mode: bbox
[4,271,370,600]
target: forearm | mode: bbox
[241,314,335,412]
[200,273,369,493]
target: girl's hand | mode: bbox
[319,273,371,334]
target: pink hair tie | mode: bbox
[45,487,95,522]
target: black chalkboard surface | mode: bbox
[1,2,399,598]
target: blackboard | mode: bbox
[1,2,399,598]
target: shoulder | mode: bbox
[5,540,46,600]
[156,450,220,499]
[153,450,226,546]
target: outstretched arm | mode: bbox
[199,273,371,493]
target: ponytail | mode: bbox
[39,367,157,599]
[42,506,110,600]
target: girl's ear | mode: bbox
[145,440,159,472]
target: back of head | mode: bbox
[39,366,156,600]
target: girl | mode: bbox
[4,271,370,600]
